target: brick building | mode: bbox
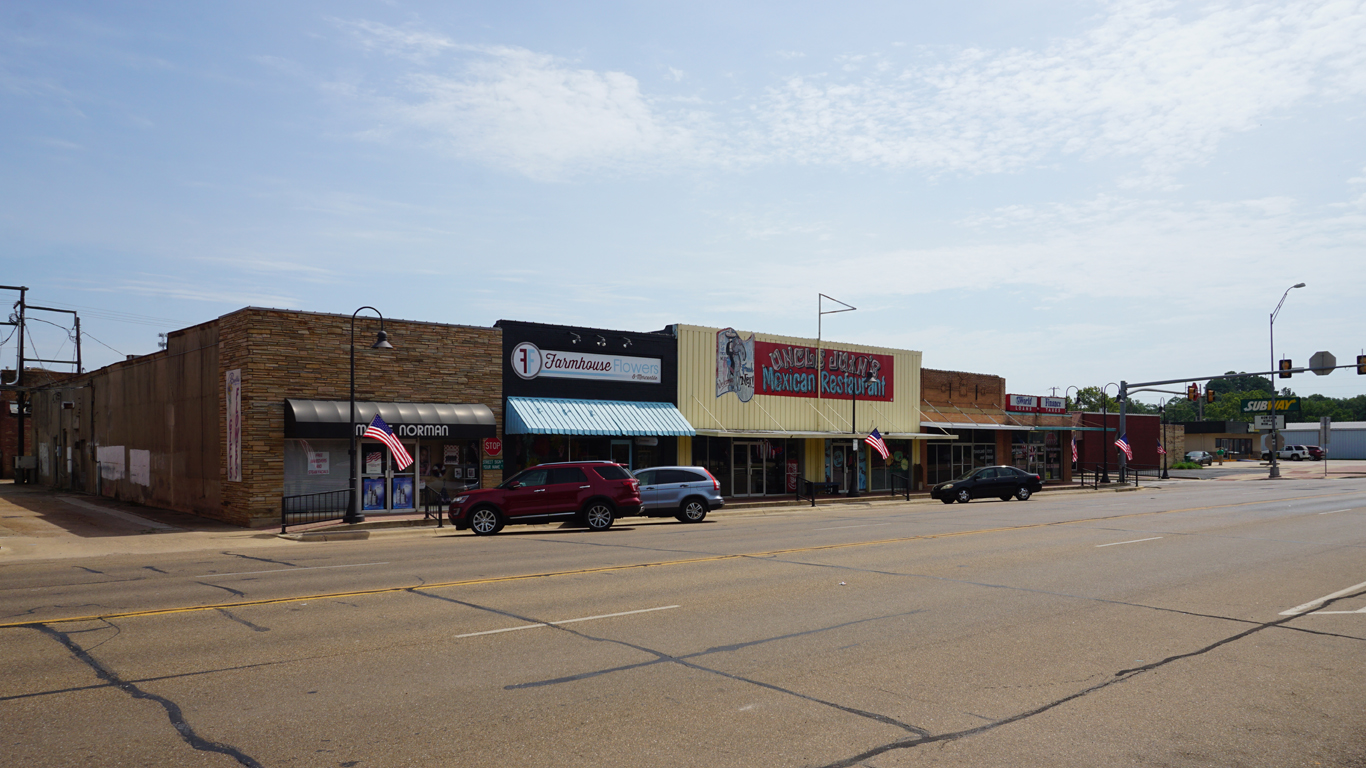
[918,369,1075,486]
[30,308,501,527]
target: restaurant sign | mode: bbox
[717,328,895,402]
[1240,397,1301,414]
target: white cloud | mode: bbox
[748,0,1366,184]
[340,42,700,179]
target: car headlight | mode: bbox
[452,495,469,504]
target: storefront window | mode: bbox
[925,430,996,486]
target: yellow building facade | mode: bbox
[673,324,931,498]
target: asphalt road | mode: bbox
[2,480,1364,767]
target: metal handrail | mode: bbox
[888,473,911,500]
[281,488,350,533]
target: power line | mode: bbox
[80,330,125,358]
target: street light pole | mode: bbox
[1268,282,1305,480]
[847,368,880,498]
[1160,405,1169,479]
[346,307,394,525]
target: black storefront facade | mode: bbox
[497,320,694,475]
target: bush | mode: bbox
[1170,461,1202,469]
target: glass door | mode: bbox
[611,440,632,469]
[732,441,764,497]
[359,439,417,512]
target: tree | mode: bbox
[1207,371,1273,395]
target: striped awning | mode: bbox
[505,397,695,437]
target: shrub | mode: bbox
[1170,461,1202,469]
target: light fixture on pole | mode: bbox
[1159,405,1169,480]
[346,307,394,525]
[1268,282,1305,480]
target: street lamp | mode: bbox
[847,368,880,498]
[1159,405,1169,480]
[1268,283,1305,480]
[346,307,394,524]
[1100,383,1119,484]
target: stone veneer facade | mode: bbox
[217,308,502,527]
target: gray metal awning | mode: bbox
[284,399,496,440]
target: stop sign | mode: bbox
[1309,351,1336,376]
[483,437,503,457]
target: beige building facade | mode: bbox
[674,324,928,497]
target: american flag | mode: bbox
[1071,437,1078,463]
[864,428,890,460]
[1157,442,1167,455]
[363,414,413,471]
[1115,433,1133,461]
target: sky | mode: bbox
[2,0,1364,407]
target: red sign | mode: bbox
[786,459,799,492]
[754,341,894,401]
[482,438,503,457]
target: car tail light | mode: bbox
[705,470,719,491]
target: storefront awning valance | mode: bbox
[284,399,496,440]
[506,397,695,437]
[692,429,955,440]
[921,420,1034,432]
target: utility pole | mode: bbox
[1,286,28,483]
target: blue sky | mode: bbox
[3,0,1364,405]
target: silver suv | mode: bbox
[632,466,725,523]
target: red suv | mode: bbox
[448,461,641,536]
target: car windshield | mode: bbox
[955,468,985,481]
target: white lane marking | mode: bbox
[455,605,680,639]
[195,562,389,578]
[1280,580,1366,615]
[814,523,893,531]
[1308,607,1366,614]
[58,496,178,530]
[1096,537,1163,548]
[1317,509,1354,515]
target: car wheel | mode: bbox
[955,489,972,504]
[940,497,955,504]
[583,501,615,531]
[469,507,503,536]
[999,495,1012,501]
[1292,454,1302,461]
[1015,486,1032,501]
[676,498,708,523]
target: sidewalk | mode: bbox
[0,480,279,562]
[0,476,1183,561]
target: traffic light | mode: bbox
[1206,388,1216,403]
[1186,383,1199,401]
[1279,359,1293,379]
[1358,354,1366,375]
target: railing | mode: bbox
[888,473,911,500]
[1122,464,1163,487]
[795,478,817,507]
[281,488,350,533]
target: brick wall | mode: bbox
[216,308,502,527]
[921,369,1005,408]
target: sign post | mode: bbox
[1320,416,1332,477]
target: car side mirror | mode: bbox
[507,481,522,489]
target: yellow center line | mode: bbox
[3,489,1353,628]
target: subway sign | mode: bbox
[1240,397,1301,414]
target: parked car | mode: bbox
[1185,451,1213,466]
[1305,445,1325,460]
[930,465,1042,504]
[632,466,725,523]
[448,461,641,535]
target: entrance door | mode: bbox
[732,441,766,497]
[611,440,632,469]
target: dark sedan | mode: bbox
[931,465,1043,504]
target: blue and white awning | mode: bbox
[505,397,695,437]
